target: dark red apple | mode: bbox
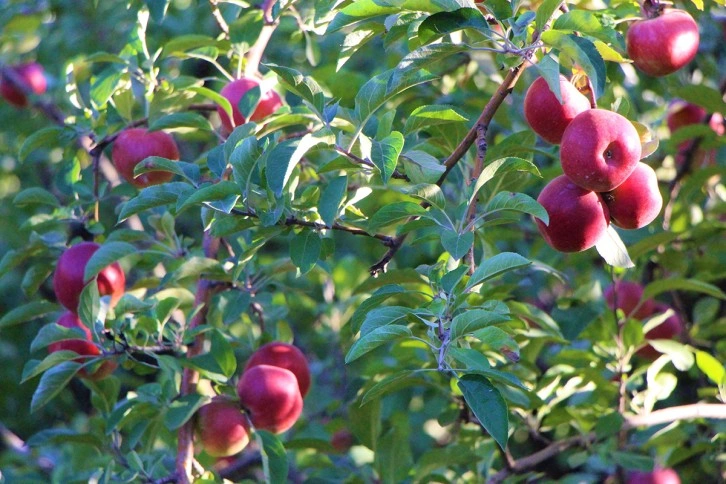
[48,312,116,380]
[331,429,354,453]
[237,364,303,434]
[244,342,311,397]
[53,242,126,313]
[560,109,642,192]
[0,62,47,107]
[627,467,681,484]
[603,163,662,230]
[637,303,684,360]
[667,100,706,134]
[536,175,610,253]
[604,281,655,320]
[217,77,283,133]
[196,399,251,457]
[523,75,591,145]
[627,10,699,77]
[111,128,180,188]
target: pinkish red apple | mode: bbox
[196,399,251,457]
[523,75,591,145]
[603,163,662,230]
[111,128,180,188]
[0,62,47,107]
[604,281,655,320]
[244,342,311,397]
[217,77,283,133]
[237,364,303,434]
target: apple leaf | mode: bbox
[345,325,412,363]
[337,26,384,71]
[265,64,326,118]
[290,230,322,275]
[19,126,73,162]
[256,430,289,484]
[535,55,562,103]
[649,340,694,371]
[673,85,726,115]
[541,30,606,99]
[643,278,726,300]
[535,0,564,32]
[630,121,659,159]
[695,351,726,385]
[360,306,414,337]
[403,105,468,135]
[30,360,82,413]
[350,285,407,334]
[398,183,446,210]
[361,370,424,406]
[148,112,211,131]
[468,157,540,208]
[485,191,549,225]
[465,252,531,291]
[13,187,60,207]
[164,394,207,431]
[449,309,511,341]
[441,230,474,260]
[0,300,60,329]
[368,202,428,233]
[417,8,491,45]
[371,131,404,184]
[83,242,137,283]
[595,225,635,268]
[458,374,509,450]
[21,351,80,383]
[30,323,88,353]
[176,181,240,214]
[118,182,193,222]
[318,175,348,227]
[401,150,446,184]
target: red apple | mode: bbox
[237,364,303,434]
[53,242,126,313]
[111,128,180,188]
[626,10,699,77]
[244,342,311,397]
[331,429,354,453]
[560,109,642,192]
[217,77,283,133]
[48,312,116,380]
[667,100,706,134]
[603,163,662,230]
[604,281,655,320]
[536,175,610,253]
[196,399,251,457]
[637,303,684,360]
[627,467,681,484]
[523,75,591,145]
[0,62,47,107]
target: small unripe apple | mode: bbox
[536,175,610,253]
[604,281,655,320]
[53,242,126,313]
[524,75,591,144]
[626,10,699,77]
[196,399,251,457]
[603,163,662,230]
[48,312,116,380]
[627,467,681,484]
[237,364,303,434]
[560,109,642,192]
[0,62,47,107]
[217,77,283,133]
[637,303,684,360]
[111,128,180,188]
[244,342,311,397]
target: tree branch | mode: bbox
[624,403,726,428]
[209,0,230,36]
[244,0,280,77]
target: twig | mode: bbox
[334,145,409,180]
[209,0,230,36]
[465,124,488,273]
[244,0,280,77]
[623,403,726,428]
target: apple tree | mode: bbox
[0,0,725,482]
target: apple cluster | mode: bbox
[195,342,309,457]
[605,281,684,360]
[46,242,126,380]
[524,75,662,253]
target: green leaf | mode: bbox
[118,182,192,222]
[269,131,334,198]
[418,8,491,45]
[290,230,322,275]
[458,374,509,450]
[468,157,541,208]
[465,252,531,291]
[0,301,59,329]
[231,136,264,196]
[19,127,70,162]
[164,394,206,430]
[441,230,474,260]
[78,280,100,329]
[360,306,413,337]
[162,35,220,57]
[696,351,726,385]
[673,85,726,114]
[398,183,446,210]
[176,181,240,214]
[210,330,237,378]
[535,0,564,33]
[450,309,511,341]
[648,340,694,371]
[319,175,348,227]
[541,30,606,98]
[189,86,233,123]
[326,1,400,32]
[401,150,446,184]
[229,9,264,50]
[83,242,136,282]
[361,370,422,405]
[31,361,82,412]
[371,131,404,184]
[355,69,437,128]
[133,156,199,184]
[449,347,492,371]
[482,0,513,20]
[148,112,211,131]
[404,105,468,135]
[391,43,466,88]
[350,285,406,333]
[485,191,548,224]
[257,430,289,483]
[91,67,123,107]
[13,187,60,207]
[337,26,385,71]
[30,323,88,353]
[265,64,326,117]
[21,352,79,383]
[368,202,428,233]
[595,226,635,269]
[643,278,726,300]
[440,266,469,294]
[346,325,412,363]
[535,55,562,103]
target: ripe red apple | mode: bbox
[217,77,283,133]
[560,109,642,192]
[237,364,303,434]
[111,128,180,188]
[48,312,117,380]
[244,342,311,397]
[604,281,655,320]
[196,399,251,457]
[0,62,47,107]
[667,101,706,134]
[523,75,591,145]
[53,242,126,313]
[626,10,699,77]
[535,175,610,252]
[637,303,684,360]
[627,467,681,484]
[603,163,662,230]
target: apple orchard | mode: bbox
[0,0,725,482]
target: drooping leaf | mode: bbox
[290,230,322,275]
[345,325,412,363]
[458,374,509,450]
[541,30,606,98]
[30,361,82,413]
[0,301,60,329]
[368,202,428,233]
[83,242,136,282]
[441,230,474,260]
[256,430,289,483]
[371,131,404,184]
[318,175,348,227]
[595,226,635,269]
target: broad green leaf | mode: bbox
[133,157,200,184]
[327,1,401,32]
[268,130,334,198]
[468,157,540,208]
[418,8,490,45]
[403,105,468,135]
[449,347,492,371]
[376,417,413,484]
[441,230,474,260]
[164,394,206,430]
[674,85,726,114]
[355,69,437,128]
[643,278,726,300]
[360,306,413,337]
[176,181,240,214]
[595,225,635,269]
[368,202,428,233]
[541,30,606,98]
[189,86,233,123]
[346,325,412,363]
[361,370,423,405]
[229,9,264,50]
[78,280,100,329]
[290,230,322,275]
[210,329,237,378]
[535,55,562,103]
[354,268,427,295]
[0,301,60,328]
[21,351,80,383]
[485,191,548,224]
[450,309,511,341]
[90,67,124,107]
[31,361,82,413]
[13,187,60,207]
[535,0,564,33]
[440,266,469,294]
[118,182,192,222]
[696,351,726,385]
[401,150,446,184]
[30,323,88,353]
[649,340,694,371]
[257,430,289,484]
[319,175,348,227]
[553,11,603,37]
[265,64,326,117]
[458,374,509,450]
[148,112,211,131]
[398,183,446,210]
[230,136,264,196]
[83,242,136,282]
[337,26,385,71]
[483,0,514,19]
[350,285,406,333]
[371,131,404,184]
[465,252,531,291]
[162,35,219,56]
[19,127,72,162]
[391,43,466,87]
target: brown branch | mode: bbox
[334,145,409,181]
[465,124,488,273]
[209,0,230,36]
[623,403,726,428]
[174,234,220,484]
[244,0,280,77]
